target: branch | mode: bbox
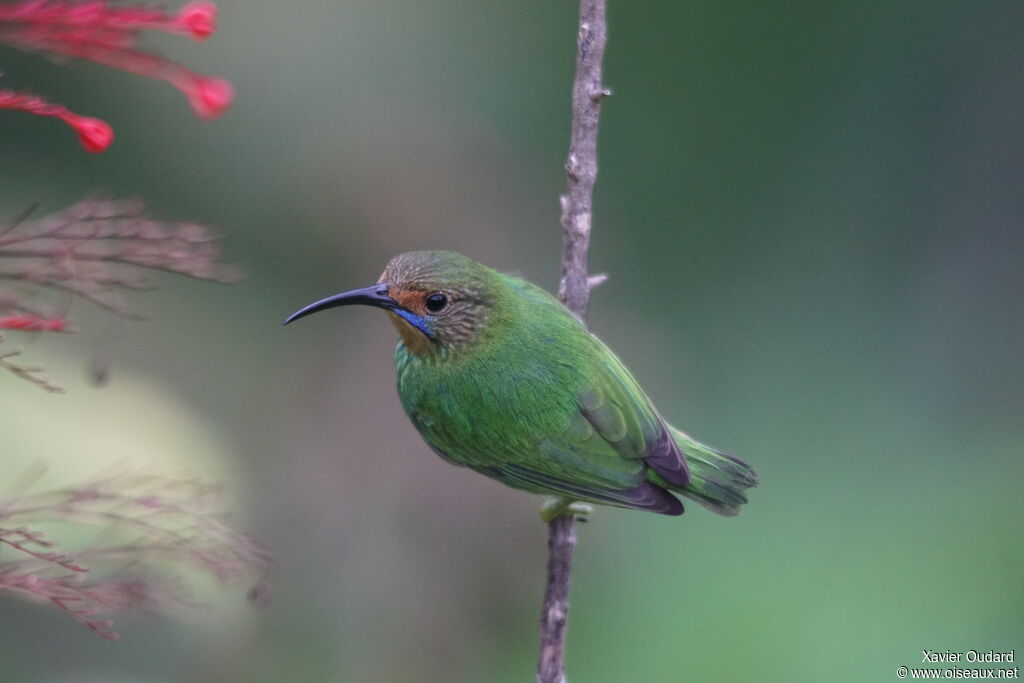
[557,0,608,321]
[538,1,608,682]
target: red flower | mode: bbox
[0,0,233,150]
[0,314,68,331]
[0,89,113,151]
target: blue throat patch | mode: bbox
[393,308,434,340]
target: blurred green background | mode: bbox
[2,1,1022,681]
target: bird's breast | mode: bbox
[393,336,589,467]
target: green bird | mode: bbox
[285,251,756,519]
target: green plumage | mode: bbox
[288,250,757,517]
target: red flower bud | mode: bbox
[186,76,234,119]
[176,1,218,40]
[60,112,114,153]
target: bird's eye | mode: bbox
[425,292,448,313]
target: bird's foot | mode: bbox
[540,497,593,523]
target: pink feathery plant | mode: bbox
[0,469,271,640]
[0,197,242,391]
[0,0,231,152]
[0,2,265,646]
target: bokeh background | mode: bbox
[2,1,1022,681]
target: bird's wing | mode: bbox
[481,349,690,514]
[505,275,691,488]
[571,351,691,488]
[491,462,683,515]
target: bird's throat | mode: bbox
[388,312,434,355]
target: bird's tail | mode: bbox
[650,428,758,517]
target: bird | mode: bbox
[284,250,756,520]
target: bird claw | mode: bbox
[540,497,593,523]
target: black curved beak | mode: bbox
[283,283,402,325]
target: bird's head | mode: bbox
[284,250,497,355]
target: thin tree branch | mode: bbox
[538,1,608,682]
[557,0,608,321]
